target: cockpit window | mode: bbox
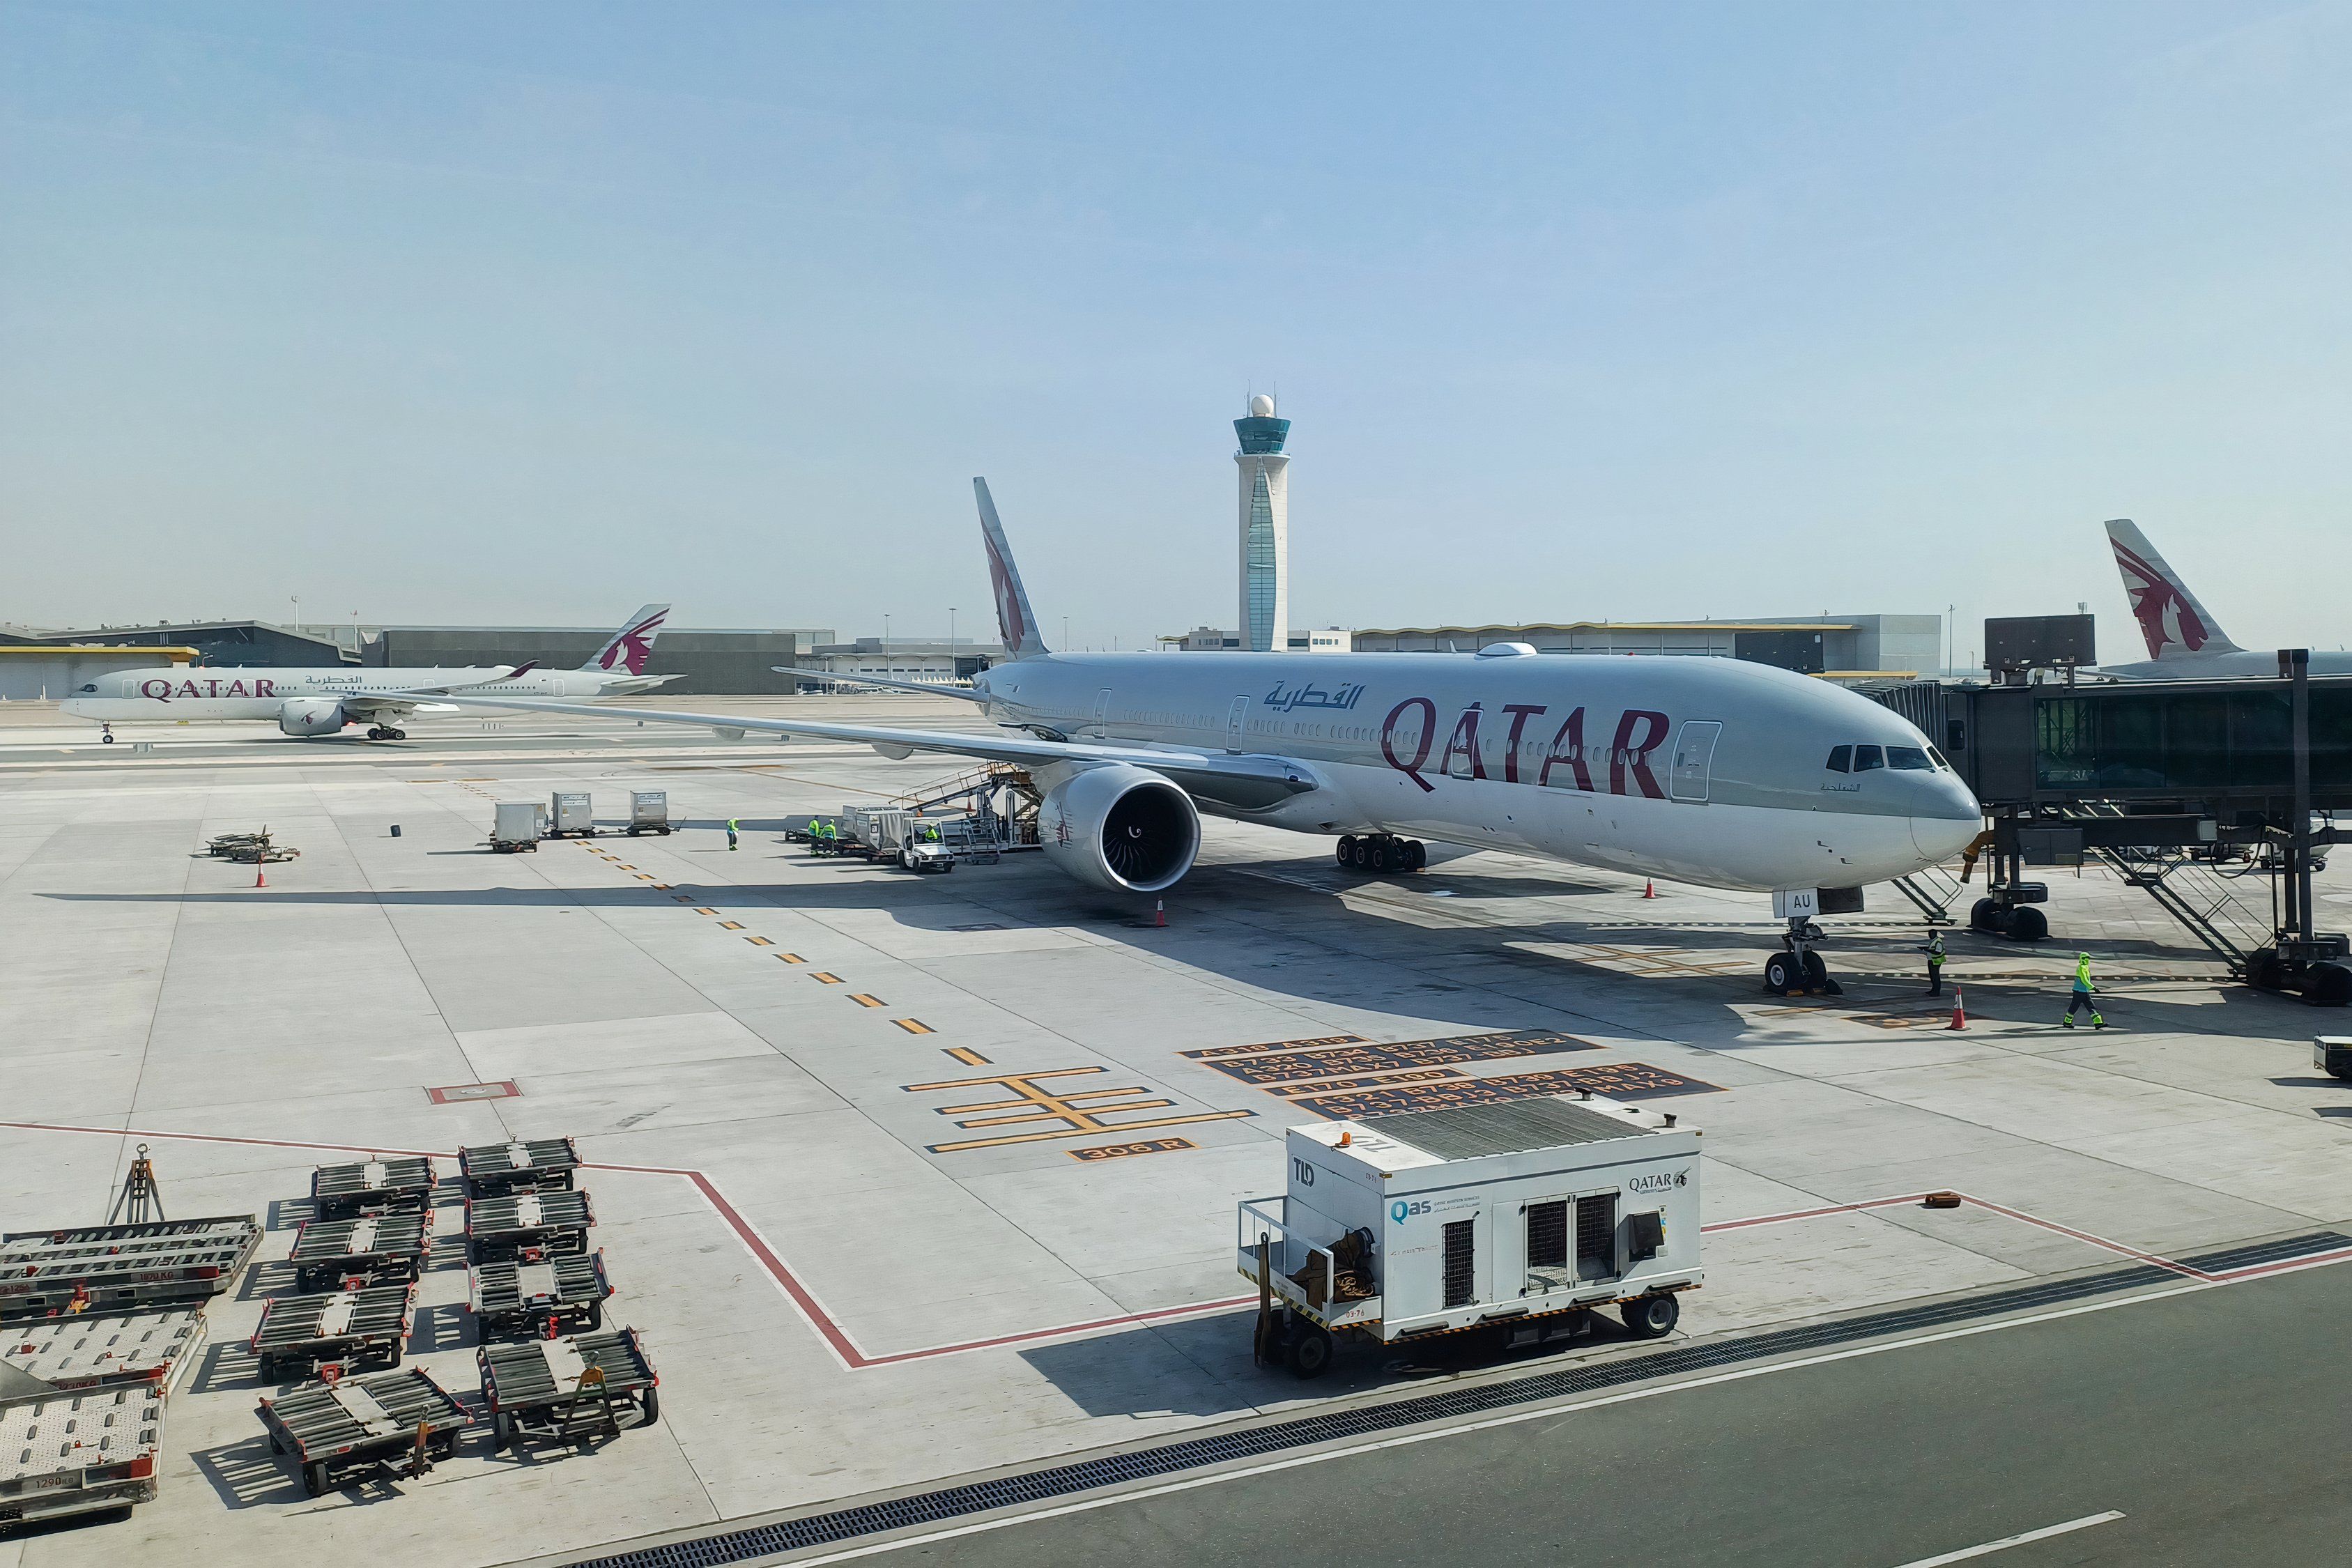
[77,684,96,693]
[1826,745,1852,773]
[1886,746,1933,771]
[1927,746,1951,770]
[1852,744,1885,772]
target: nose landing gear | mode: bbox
[1765,917,1840,996]
[1336,833,1426,875]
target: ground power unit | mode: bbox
[1237,1094,1702,1376]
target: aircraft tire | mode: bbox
[1367,838,1391,873]
[1969,898,1997,933]
[1405,840,1427,871]
[1801,951,1830,991]
[1336,836,1357,869]
[1762,953,1797,994]
[2008,905,2048,943]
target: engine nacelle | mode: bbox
[1038,764,1199,894]
[278,698,348,737]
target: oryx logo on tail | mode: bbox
[585,604,670,674]
[973,478,1051,659]
[2105,520,2238,662]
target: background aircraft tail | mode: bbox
[974,478,1050,659]
[582,604,670,673]
[2105,520,2238,661]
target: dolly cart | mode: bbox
[465,1190,594,1266]
[309,1155,436,1220]
[1,1215,261,1321]
[627,790,670,835]
[459,1137,581,1199]
[1,1383,166,1526]
[478,1328,658,1450]
[287,1212,432,1293]
[251,1282,417,1381]
[257,1366,472,1496]
[470,1252,613,1342]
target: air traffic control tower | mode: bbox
[1234,394,1292,653]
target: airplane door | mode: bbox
[1669,721,1722,803]
[1226,696,1249,751]
[1092,688,1112,729]
[118,678,137,698]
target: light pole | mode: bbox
[1945,604,1955,679]
[949,607,957,679]
[291,596,300,633]
[1062,615,1070,650]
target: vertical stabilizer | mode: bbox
[974,478,1050,659]
[2105,520,2238,661]
[583,604,670,673]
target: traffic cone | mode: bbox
[1642,879,1657,899]
[1949,985,1966,1031]
[254,864,267,889]
[1154,900,1166,928]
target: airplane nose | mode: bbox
[1909,780,1983,861]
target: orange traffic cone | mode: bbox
[1154,899,1166,928]
[254,864,267,889]
[1949,985,1966,1031]
[1642,879,1657,899]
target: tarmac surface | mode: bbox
[3,694,2349,1567]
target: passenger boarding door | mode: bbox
[1225,695,1249,753]
[1669,721,1723,803]
[1091,687,1112,734]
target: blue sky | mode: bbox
[4,2,2349,662]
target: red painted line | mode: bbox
[6,1121,2343,1368]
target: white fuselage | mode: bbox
[974,650,1983,893]
[2098,650,2352,682]
[59,666,654,723]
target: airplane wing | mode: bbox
[771,666,988,702]
[332,663,542,721]
[422,693,1318,809]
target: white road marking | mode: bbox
[1888,1511,2125,1567]
[778,1263,2312,1564]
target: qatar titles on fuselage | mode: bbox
[62,662,657,721]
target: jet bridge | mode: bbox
[1866,653,2352,1003]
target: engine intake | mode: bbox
[277,698,348,737]
[1038,764,1199,894]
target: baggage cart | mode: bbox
[310,1155,436,1220]
[256,1367,472,1496]
[469,1252,613,1342]
[465,1190,593,1266]
[250,1283,416,1381]
[478,1328,658,1450]
[1,1215,261,1321]
[1,1385,164,1525]
[0,1307,206,1401]
[287,1212,431,1293]
[490,799,545,852]
[458,1137,580,1199]
[1236,1094,1704,1378]
[549,791,598,838]
[626,790,670,835]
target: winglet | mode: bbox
[974,479,1050,659]
[583,604,670,673]
[2105,520,2238,661]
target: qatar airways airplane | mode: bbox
[60,604,673,741]
[2101,519,2352,680]
[431,483,1981,994]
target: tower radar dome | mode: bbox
[1248,394,1275,417]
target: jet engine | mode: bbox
[1038,764,1199,894]
[277,698,348,737]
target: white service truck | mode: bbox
[1237,1093,1702,1376]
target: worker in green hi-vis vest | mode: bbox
[725,817,739,851]
[2061,951,2104,1029]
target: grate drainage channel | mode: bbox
[551,1241,2352,1568]
[2174,1231,2349,1273]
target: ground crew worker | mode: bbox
[1921,930,1947,997]
[2062,950,2105,1029]
[725,817,739,851]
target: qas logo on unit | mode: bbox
[1390,1199,1431,1223]
[1627,1171,1689,1194]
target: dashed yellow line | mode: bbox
[810,972,843,985]
[937,1040,981,1057]
[776,953,806,964]
[848,994,884,1008]
[746,935,774,946]
[719,920,744,930]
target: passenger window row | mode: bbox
[1825,743,1948,774]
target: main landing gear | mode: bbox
[1337,833,1424,875]
[365,727,409,741]
[1763,916,1840,997]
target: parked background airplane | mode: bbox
[2103,520,2352,679]
[434,487,1980,994]
[61,604,674,740]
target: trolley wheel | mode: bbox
[640,1386,660,1425]
[585,1301,604,1331]
[269,1432,285,1455]
[383,1336,405,1369]
[493,1411,515,1449]
[1335,835,1357,869]
[302,1461,328,1497]
[1762,953,1798,994]
[2008,905,2048,942]
[1286,1324,1336,1379]
[1620,1293,1681,1339]
[258,1355,276,1383]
